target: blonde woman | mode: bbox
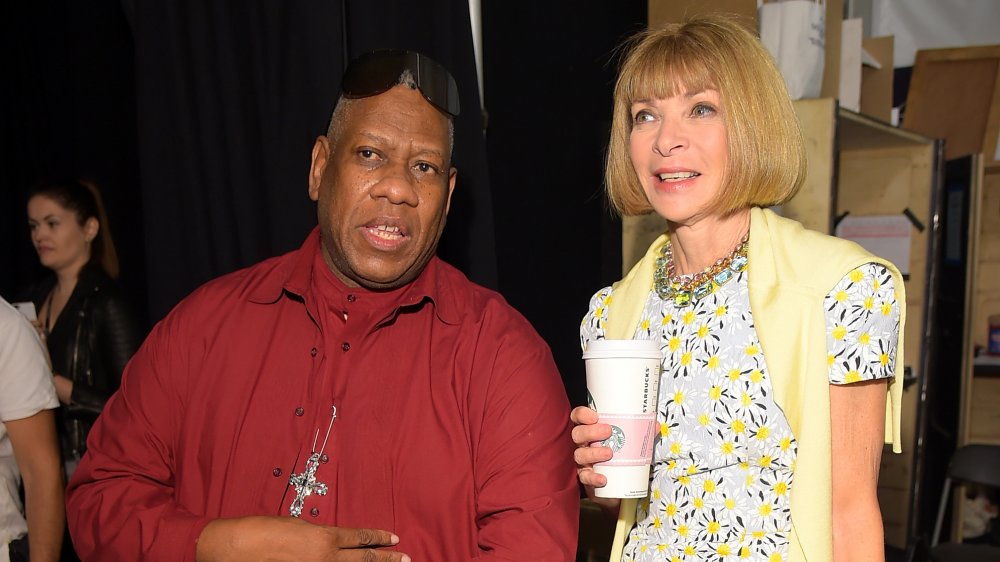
[572,15,904,562]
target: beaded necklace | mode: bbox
[653,233,749,307]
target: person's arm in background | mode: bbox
[7,409,63,562]
[69,290,144,414]
[830,380,887,562]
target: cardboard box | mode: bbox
[860,36,894,122]
[904,45,1000,162]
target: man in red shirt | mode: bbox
[66,50,578,562]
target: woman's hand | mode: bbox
[53,375,73,405]
[570,406,620,515]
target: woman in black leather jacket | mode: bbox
[22,180,143,474]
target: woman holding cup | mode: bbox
[572,15,905,562]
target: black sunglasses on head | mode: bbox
[341,49,460,117]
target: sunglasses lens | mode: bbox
[341,49,460,117]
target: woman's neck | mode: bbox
[53,258,87,296]
[668,209,751,275]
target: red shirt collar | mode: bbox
[248,226,459,325]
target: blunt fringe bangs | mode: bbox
[605,15,807,218]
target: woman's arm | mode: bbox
[70,291,144,413]
[830,379,888,562]
[7,408,64,562]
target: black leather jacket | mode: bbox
[25,262,144,460]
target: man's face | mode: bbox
[308,84,457,290]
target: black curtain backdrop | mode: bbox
[3,1,642,405]
[484,3,645,405]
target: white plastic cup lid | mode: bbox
[582,339,661,360]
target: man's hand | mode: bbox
[195,516,409,562]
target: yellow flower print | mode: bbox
[697,324,709,338]
[709,386,723,400]
[881,302,892,316]
[833,325,847,340]
[708,355,721,369]
[845,370,862,383]
[683,310,695,325]
[745,344,759,356]
[773,480,788,496]
[850,268,864,283]
[680,352,693,366]
[836,290,848,303]
[859,332,871,345]
[669,336,681,352]
[715,305,727,317]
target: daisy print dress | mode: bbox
[581,262,900,562]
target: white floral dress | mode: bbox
[581,263,900,562]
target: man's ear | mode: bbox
[308,136,331,202]
[445,167,457,214]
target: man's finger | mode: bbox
[332,527,400,549]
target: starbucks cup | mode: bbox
[583,339,661,499]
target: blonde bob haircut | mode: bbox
[605,14,806,217]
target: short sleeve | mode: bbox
[580,286,613,351]
[0,302,59,423]
[824,263,901,385]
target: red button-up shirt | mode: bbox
[67,228,578,561]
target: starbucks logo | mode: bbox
[602,425,626,452]
[587,391,596,411]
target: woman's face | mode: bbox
[27,195,96,274]
[628,88,728,228]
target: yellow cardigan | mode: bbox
[605,207,905,562]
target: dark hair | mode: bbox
[27,179,120,279]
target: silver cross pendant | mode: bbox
[288,452,328,517]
